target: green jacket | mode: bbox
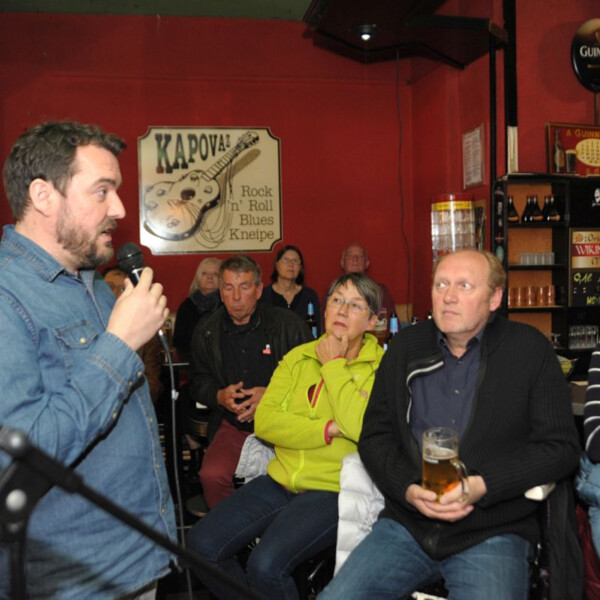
[254,333,384,493]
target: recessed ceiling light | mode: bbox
[352,24,379,42]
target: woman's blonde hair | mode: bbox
[189,258,222,295]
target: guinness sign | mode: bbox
[572,19,600,92]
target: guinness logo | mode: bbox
[572,19,600,92]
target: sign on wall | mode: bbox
[570,228,600,307]
[546,122,600,176]
[138,127,282,254]
[571,19,600,93]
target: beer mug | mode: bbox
[422,427,469,501]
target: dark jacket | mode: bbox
[359,314,580,559]
[188,302,312,440]
[173,289,221,360]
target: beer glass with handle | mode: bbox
[422,427,469,501]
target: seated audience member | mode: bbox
[188,255,311,508]
[320,249,580,600]
[339,243,395,317]
[576,341,600,557]
[186,273,384,600]
[261,244,321,336]
[173,257,222,361]
[172,257,222,480]
[103,266,163,404]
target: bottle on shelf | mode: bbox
[553,129,565,173]
[530,194,544,222]
[306,301,318,339]
[520,196,532,223]
[383,313,399,351]
[506,195,519,223]
[542,195,552,221]
[494,217,505,261]
[543,195,561,222]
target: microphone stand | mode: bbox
[0,426,263,600]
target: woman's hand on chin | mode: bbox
[316,333,348,364]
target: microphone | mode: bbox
[117,242,145,285]
[117,242,169,351]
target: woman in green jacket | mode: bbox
[186,272,384,600]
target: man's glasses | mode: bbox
[328,295,368,315]
[281,257,300,266]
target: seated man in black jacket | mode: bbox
[189,254,311,508]
[321,249,580,600]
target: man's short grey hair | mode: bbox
[327,273,382,316]
[219,254,262,287]
[341,242,368,262]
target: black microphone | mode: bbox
[116,242,169,351]
[117,242,145,285]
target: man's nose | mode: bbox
[443,286,458,302]
[110,192,126,219]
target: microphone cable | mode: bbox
[162,340,195,600]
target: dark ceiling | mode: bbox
[1,0,506,68]
[0,0,311,20]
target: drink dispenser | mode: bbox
[431,193,476,261]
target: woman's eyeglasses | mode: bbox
[328,295,368,314]
[280,257,300,266]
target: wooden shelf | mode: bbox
[508,305,565,312]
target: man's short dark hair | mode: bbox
[219,254,262,287]
[3,121,126,221]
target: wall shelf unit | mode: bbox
[493,174,600,378]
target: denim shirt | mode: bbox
[0,226,176,599]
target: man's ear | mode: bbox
[28,178,56,217]
[490,287,503,312]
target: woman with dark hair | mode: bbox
[262,244,321,335]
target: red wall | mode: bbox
[409,0,599,316]
[0,3,598,317]
[0,13,410,313]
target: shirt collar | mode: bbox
[436,322,485,356]
[2,224,95,285]
[222,304,261,334]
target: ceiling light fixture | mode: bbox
[352,24,379,42]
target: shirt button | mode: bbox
[137,371,143,378]
[155,462,160,470]
[112,412,118,420]
[454,389,460,395]
[161,507,166,514]
[79,337,86,344]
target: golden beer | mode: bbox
[422,448,461,499]
[422,427,469,501]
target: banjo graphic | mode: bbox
[142,131,259,241]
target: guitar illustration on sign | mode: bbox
[142,131,259,241]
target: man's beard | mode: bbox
[56,203,116,270]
